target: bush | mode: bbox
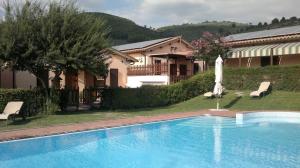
[223,65,300,91]
[0,89,44,116]
[102,71,215,109]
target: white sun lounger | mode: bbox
[204,92,214,98]
[250,82,271,97]
[0,101,24,122]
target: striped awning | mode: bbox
[230,42,300,58]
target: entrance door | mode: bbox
[180,64,187,76]
[170,64,177,76]
[110,69,118,88]
[193,63,200,74]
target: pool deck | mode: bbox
[0,110,236,142]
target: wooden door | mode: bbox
[170,64,177,76]
[180,64,187,76]
[110,69,118,88]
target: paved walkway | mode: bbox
[0,110,236,142]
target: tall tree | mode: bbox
[191,32,230,71]
[271,18,280,25]
[0,0,110,89]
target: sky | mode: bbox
[1,0,300,28]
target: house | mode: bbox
[225,25,300,67]
[0,36,199,90]
[112,36,199,88]
[0,50,137,91]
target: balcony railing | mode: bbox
[127,63,168,76]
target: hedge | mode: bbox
[102,71,215,109]
[223,65,300,91]
[0,89,44,116]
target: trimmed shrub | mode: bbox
[102,71,215,109]
[0,89,44,116]
[223,65,300,91]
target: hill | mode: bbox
[157,21,248,42]
[87,13,300,44]
[86,12,168,45]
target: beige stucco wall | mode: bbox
[49,71,65,89]
[78,70,85,92]
[106,54,129,87]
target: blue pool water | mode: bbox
[1,116,300,168]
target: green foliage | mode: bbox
[0,1,109,88]
[0,89,42,114]
[223,65,300,91]
[86,12,168,45]
[158,21,248,42]
[101,72,215,109]
[192,32,230,69]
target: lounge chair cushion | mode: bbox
[0,101,24,120]
[250,82,271,97]
[204,92,214,97]
[250,91,260,97]
[0,114,9,120]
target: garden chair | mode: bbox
[250,82,271,97]
[0,101,24,125]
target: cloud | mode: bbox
[130,0,300,27]
[1,0,300,28]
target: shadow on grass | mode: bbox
[223,96,242,109]
[0,116,43,127]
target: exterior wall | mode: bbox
[106,54,129,88]
[0,69,14,88]
[0,70,37,89]
[78,70,85,92]
[15,71,37,89]
[127,75,169,88]
[127,39,193,66]
[225,58,261,68]
[226,55,300,68]
[250,57,261,67]
[281,55,300,65]
[49,72,66,89]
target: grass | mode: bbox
[1,90,300,131]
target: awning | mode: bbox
[230,42,300,58]
[273,42,300,56]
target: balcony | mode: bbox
[127,63,169,76]
[127,63,192,85]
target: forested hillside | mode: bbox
[87,12,300,44]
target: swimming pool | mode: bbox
[1,114,300,168]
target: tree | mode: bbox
[280,17,286,23]
[191,32,231,71]
[257,22,263,28]
[271,18,280,25]
[263,22,268,27]
[0,0,109,89]
[289,16,298,23]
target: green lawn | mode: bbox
[1,90,300,131]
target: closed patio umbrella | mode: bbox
[213,55,223,109]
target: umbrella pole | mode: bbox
[217,96,219,110]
